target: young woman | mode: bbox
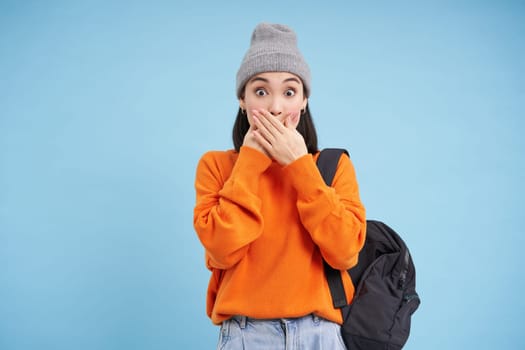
[193,22,366,350]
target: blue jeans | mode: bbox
[217,314,347,350]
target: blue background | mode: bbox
[1,1,524,349]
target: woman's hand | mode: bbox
[251,109,308,165]
[242,124,270,158]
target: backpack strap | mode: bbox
[316,148,350,309]
[316,148,349,187]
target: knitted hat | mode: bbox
[236,22,311,98]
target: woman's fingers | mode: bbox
[249,109,306,165]
[252,115,275,144]
[252,110,286,134]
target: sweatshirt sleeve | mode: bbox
[193,146,272,269]
[283,153,366,270]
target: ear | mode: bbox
[301,97,308,111]
[239,98,246,111]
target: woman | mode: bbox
[193,22,366,349]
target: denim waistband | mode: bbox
[231,314,321,329]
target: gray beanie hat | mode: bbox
[236,22,311,98]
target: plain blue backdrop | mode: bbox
[1,1,524,349]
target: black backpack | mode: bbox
[317,148,420,350]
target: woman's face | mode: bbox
[239,72,308,128]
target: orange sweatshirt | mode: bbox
[193,146,366,325]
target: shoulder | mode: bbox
[313,149,351,165]
[199,149,238,162]
[197,149,238,173]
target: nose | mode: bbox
[268,97,283,117]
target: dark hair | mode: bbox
[232,105,319,154]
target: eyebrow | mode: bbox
[249,76,302,85]
[283,77,301,84]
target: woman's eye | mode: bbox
[285,89,296,97]
[255,89,267,96]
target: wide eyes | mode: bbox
[255,88,268,96]
[254,88,296,97]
